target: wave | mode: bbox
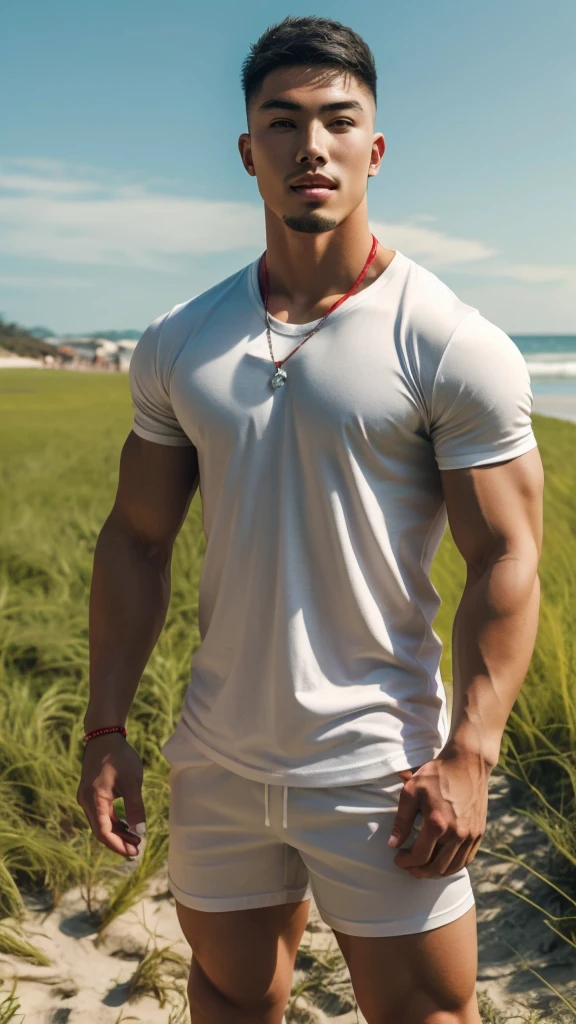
[526,360,576,377]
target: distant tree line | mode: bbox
[0,316,55,359]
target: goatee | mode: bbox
[282,212,338,234]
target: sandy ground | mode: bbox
[1,770,575,1023]
[531,393,576,424]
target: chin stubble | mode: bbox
[282,212,339,233]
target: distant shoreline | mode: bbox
[531,395,576,424]
[531,378,576,424]
[2,362,576,425]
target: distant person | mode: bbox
[78,16,543,1024]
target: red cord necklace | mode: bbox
[258,234,380,390]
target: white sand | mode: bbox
[532,393,576,423]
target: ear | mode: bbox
[238,133,257,177]
[368,133,385,178]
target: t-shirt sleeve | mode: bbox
[429,310,538,470]
[128,313,193,447]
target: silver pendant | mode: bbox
[271,367,288,389]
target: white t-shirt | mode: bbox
[129,249,538,786]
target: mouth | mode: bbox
[290,184,337,200]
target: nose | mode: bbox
[295,123,329,167]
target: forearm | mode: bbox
[444,550,541,768]
[84,516,172,733]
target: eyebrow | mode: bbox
[257,98,364,114]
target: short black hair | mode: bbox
[241,16,377,124]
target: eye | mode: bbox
[269,119,354,128]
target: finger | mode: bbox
[111,817,142,844]
[421,835,466,876]
[78,790,124,856]
[442,835,477,875]
[122,793,147,839]
[111,776,147,855]
[393,818,441,868]
[411,833,478,878]
[111,817,148,865]
[92,792,139,857]
[388,786,419,849]
[464,834,484,867]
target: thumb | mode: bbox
[124,791,147,839]
[388,784,418,848]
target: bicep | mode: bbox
[439,447,544,574]
[109,431,200,554]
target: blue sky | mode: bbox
[1,0,574,335]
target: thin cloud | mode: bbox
[0,274,90,289]
[0,158,574,288]
[0,174,106,195]
[369,219,498,266]
[492,263,576,286]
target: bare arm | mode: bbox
[84,431,199,732]
[390,446,544,877]
[77,431,199,858]
[439,445,544,768]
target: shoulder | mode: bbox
[396,255,527,393]
[398,254,479,355]
[132,262,252,384]
[393,255,530,424]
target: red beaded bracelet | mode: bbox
[83,725,127,743]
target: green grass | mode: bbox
[0,368,575,1020]
[0,979,21,1024]
[0,370,203,924]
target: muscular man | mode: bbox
[78,15,543,1024]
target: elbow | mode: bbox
[466,546,541,619]
[99,511,174,570]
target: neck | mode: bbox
[262,200,392,314]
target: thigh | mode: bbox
[334,904,480,1024]
[287,772,475,938]
[175,899,310,1007]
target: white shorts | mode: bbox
[163,733,475,938]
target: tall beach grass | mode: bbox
[0,368,574,1016]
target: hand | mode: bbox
[76,733,147,859]
[388,752,491,878]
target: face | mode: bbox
[238,65,385,234]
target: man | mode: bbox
[77,15,544,1024]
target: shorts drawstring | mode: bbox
[263,783,288,828]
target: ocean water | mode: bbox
[512,335,576,379]
[511,336,576,422]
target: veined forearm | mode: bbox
[444,551,541,768]
[84,517,172,733]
